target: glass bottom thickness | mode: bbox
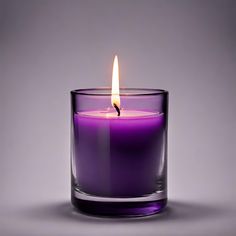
[71,191,167,217]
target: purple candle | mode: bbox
[71,56,168,217]
[73,110,165,197]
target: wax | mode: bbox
[73,110,165,198]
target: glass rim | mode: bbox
[71,88,168,96]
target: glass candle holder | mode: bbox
[71,88,168,217]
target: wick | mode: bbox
[113,103,120,116]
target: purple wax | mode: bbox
[73,110,165,198]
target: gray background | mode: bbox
[1,0,236,235]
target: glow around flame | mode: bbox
[111,55,120,109]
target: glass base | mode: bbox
[71,190,167,217]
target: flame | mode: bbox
[111,55,120,109]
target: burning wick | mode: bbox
[111,55,120,117]
[113,103,120,116]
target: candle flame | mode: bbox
[111,55,120,109]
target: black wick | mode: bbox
[113,103,120,116]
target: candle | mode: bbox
[73,110,165,197]
[71,56,168,216]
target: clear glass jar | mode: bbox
[71,88,168,217]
